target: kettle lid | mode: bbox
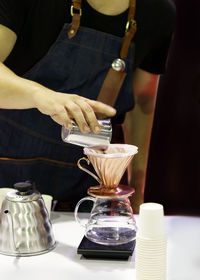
[6,181,41,202]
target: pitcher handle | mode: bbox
[77,157,102,184]
[74,196,96,228]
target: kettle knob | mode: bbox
[13,182,33,194]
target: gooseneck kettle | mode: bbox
[0,182,56,256]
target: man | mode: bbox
[0,0,175,211]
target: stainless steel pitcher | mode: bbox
[0,182,56,256]
[61,119,112,147]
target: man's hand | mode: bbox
[33,89,116,133]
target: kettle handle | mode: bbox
[74,196,96,228]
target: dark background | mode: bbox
[144,0,200,215]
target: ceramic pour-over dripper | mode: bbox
[78,144,138,198]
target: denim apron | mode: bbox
[0,22,135,209]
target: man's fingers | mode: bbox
[84,99,116,116]
[50,108,72,129]
[74,99,101,133]
[66,102,90,133]
[44,93,116,133]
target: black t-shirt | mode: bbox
[0,0,175,76]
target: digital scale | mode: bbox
[77,236,135,260]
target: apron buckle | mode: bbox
[70,5,82,16]
[125,19,137,33]
[111,58,126,72]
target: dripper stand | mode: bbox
[88,184,134,198]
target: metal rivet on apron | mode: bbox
[111,58,126,72]
[70,29,75,34]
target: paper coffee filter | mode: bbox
[84,144,138,158]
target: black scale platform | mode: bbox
[77,236,136,260]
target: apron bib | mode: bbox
[0,7,135,208]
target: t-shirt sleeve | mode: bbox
[138,0,176,74]
[139,33,174,74]
[0,0,26,36]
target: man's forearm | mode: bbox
[0,62,116,132]
[0,62,43,109]
[126,96,155,174]
[125,95,156,211]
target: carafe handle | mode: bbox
[77,157,102,184]
[74,196,96,228]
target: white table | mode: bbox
[0,212,199,280]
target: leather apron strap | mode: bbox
[68,0,82,38]
[120,0,137,59]
[98,0,137,108]
[68,0,137,109]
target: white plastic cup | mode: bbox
[0,188,15,209]
[42,194,53,217]
[137,203,166,238]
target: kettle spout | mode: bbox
[4,210,19,253]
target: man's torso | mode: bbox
[2,0,175,75]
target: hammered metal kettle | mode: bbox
[0,182,56,256]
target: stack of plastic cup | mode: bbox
[135,203,167,280]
